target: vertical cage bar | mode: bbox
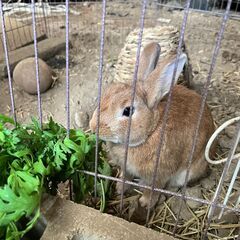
[5,16,17,51]
[66,0,70,137]
[234,0,240,13]
[17,2,32,46]
[54,0,60,37]
[220,0,225,11]
[41,1,49,37]
[203,123,240,239]
[173,0,232,236]
[94,0,107,199]
[0,0,16,123]
[15,2,26,48]
[31,0,43,127]
[219,151,240,218]
[45,1,52,37]
[0,16,11,52]
[235,191,240,208]
[36,1,46,38]
[65,0,72,200]
[145,0,192,225]
[212,0,218,11]
[119,0,148,213]
[237,226,240,240]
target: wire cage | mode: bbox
[0,2,47,53]
[0,0,240,240]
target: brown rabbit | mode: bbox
[89,42,215,208]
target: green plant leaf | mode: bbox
[64,138,81,153]
[0,174,41,226]
[0,115,111,239]
[0,114,15,125]
[33,158,49,176]
[0,132,5,142]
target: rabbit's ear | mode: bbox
[138,42,161,81]
[144,53,187,108]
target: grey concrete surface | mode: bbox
[41,198,177,240]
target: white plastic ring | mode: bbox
[205,116,240,165]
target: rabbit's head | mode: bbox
[90,42,187,146]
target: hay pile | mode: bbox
[106,176,240,240]
[113,25,191,85]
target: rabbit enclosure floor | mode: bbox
[0,2,240,239]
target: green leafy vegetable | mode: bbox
[0,115,111,239]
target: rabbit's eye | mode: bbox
[123,106,135,117]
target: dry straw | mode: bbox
[113,25,189,84]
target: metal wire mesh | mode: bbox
[0,2,47,53]
[0,0,239,239]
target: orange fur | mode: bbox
[89,43,215,208]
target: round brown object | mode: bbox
[13,57,53,95]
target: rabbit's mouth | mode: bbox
[99,136,120,144]
[128,139,146,147]
[100,135,146,147]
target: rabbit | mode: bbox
[89,42,215,208]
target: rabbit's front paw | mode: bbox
[139,195,150,208]
[116,182,130,195]
[139,190,159,208]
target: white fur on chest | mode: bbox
[169,169,193,187]
[126,161,139,176]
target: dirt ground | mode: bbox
[0,1,240,239]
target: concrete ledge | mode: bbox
[0,37,66,79]
[41,198,177,240]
